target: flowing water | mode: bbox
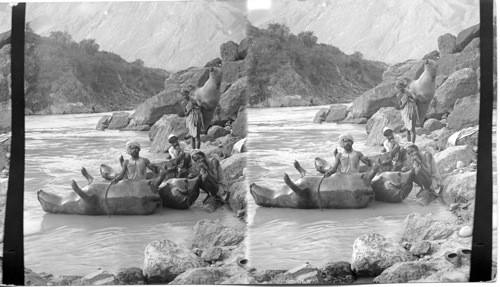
[23,113,240,276]
[245,105,466,270]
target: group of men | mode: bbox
[324,128,441,201]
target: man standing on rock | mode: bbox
[402,143,441,205]
[188,150,227,211]
[396,78,418,143]
[381,127,406,171]
[325,133,372,177]
[181,86,203,149]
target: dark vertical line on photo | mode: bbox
[470,0,493,282]
[2,2,25,285]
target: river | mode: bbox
[23,113,240,276]
[245,105,496,271]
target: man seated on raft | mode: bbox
[111,140,165,188]
[166,134,191,178]
[188,150,228,203]
[381,127,406,171]
[324,133,373,177]
[401,143,441,198]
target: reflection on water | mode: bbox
[246,106,452,270]
[24,113,239,276]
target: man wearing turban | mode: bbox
[325,133,372,176]
[111,140,161,185]
[181,86,203,149]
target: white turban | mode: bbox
[337,133,354,148]
[125,140,141,155]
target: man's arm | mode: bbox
[145,158,158,174]
[325,153,341,177]
[111,160,128,184]
[359,151,372,167]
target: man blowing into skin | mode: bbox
[325,133,372,177]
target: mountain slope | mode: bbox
[14,1,247,71]
[248,0,480,64]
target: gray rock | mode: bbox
[446,126,478,147]
[423,118,446,133]
[232,138,247,154]
[221,60,246,85]
[455,24,480,52]
[435,74,448,88]
[434,145,475,176]
[0,99,11,133]
[365,107,403,146]
[221,153,246,181]
[447,93,479,130]
[428,68,478,118]
[442,171,476,206]
[422,50,440,62]
[438,33,458,55]
[437,38,480,77]
[340,115,368,124]
[382,59,425,81]
[351,233,414,277]
[164,66,209,90]
[218,76,247,121]
[201,246,223,262]
[227,180,247,211]
[271,264,322,284]
[409,241,431,256]
[458,226,473,237]
[169,266,249,284]
[231,107,247,138]
[149,115,188,153]
[373,261,438,283]
[192,219,245,249]
[401,213,455,242]
[207,125,230,140]
[133,89,183,126]
[320,261,355,284]
[220,41,240,62]
[251,270,287,283]
[74,269,117,286]
[114,267,145,285]
[215,134,240,158]
[349,81,399,118]
[107,112,131,130]
[238,37,252,59]
[204,57,222,68]
[143,239,205,283]
[325,105,348,123]
[313,108,330,123]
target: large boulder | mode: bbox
[455,24,480,52]
[96,115,112,130]
[401,213,455,242]
[373,261,438,283]
[218,76,247,121]
[0,99,11,133]
[423,118,446,133]
[382,59,424,81]
[231,107,246,138]
[221,60,246,85]
[205,57,222,68]
[169,266,249,285]
[313,108,330,123]
[220,41,240,62]
[191,219,245,249]
[325,105,348,123]
[446,93,479,130]
[73,269,117,285]
[320,261,355,284]
[227,180,247,212]
[207,125,230,140]
[434,145,475,176]
[149,115,188,153]
[238,37,252,59]
[365,107,403,146]
[114,267,146,285]
[438,33,458,55]
[221,153,246,181]
[441,171,476,206]
[428,68,478,118]
[351,233,414,277]
[349,81,399,119]
[164,67,209,90]
[437,38,480,77]
[133,89,183,126]
[107,112,131,130]
[143,239,206,283]
[269,264,322,284]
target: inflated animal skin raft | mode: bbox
[249,161,379,209]
[37,166,201,215]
